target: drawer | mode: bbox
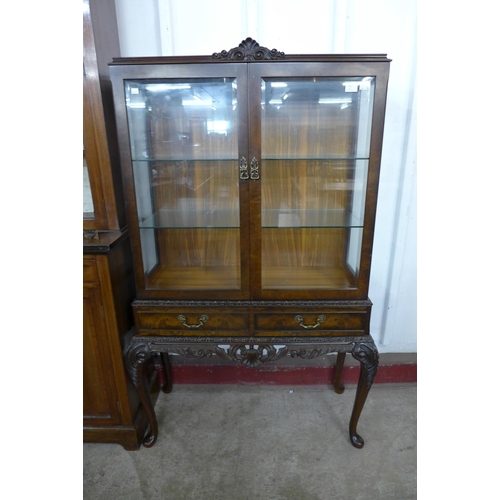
[135,309,249,337]
[83,259,99,285]
[254,311,367,336]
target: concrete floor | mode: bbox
[83,384,417,500]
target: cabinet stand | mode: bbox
[124,334,378,449]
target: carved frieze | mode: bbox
[138,336,375,367]
[168,346,218,359]
[167,344,288,367]
[148,335,368,346]
[133,299,372,307]
[289,346,340,359]
[215,344,288,367]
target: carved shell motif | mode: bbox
[216,345,288,367]
[212,37,285,61]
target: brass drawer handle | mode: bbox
[250,157,259,180]
[177,314,209,329]
[295,314,326,329]
[239,157,249,180]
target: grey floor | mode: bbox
[83,384,417,500]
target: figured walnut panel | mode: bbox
[261,228,347,268]
[83,259,99,285]
[262,105,357,159]
[148,264,241,291]
[158,228,240,268]
[254,311,366,337]
[261,265,356,290]
[83,288,120,423]
[136,310,249,337]
[261,160,353,213]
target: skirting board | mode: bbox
[159,353,417,385]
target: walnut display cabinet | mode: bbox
[110,38,390,449]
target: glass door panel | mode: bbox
[125,78,241,290]
[260,77,375,290]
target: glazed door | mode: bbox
[248,63,389,300]
[112,64,250,299]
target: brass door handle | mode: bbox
[295,315,326,329]
[239,157,249,180]
[250,157,259,180]
[177,314,209,329]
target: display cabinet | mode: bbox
[83,0,126,232]
[110,38,390,448]
[83,0,159,449]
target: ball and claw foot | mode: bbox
[350,433,365,449]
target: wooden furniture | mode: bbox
[83,0,159,450]
[110,38,391,449]
[83,0,125,232]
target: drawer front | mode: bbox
[83,259,99,285]
[254,311,367,336]
[135,309,249,337]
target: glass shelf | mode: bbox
[132,157,367,163]
[140,210,239,229]
[138,208,361,229]
[262,209,362,228]
[262,157,369,161]
[131,157,239,163]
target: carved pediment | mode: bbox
[212,37,285,61]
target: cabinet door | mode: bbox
[112,63,250,299]
[248,62,389,300]
[83,286,121,426]
[83,0,124,231]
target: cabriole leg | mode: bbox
[333,352,346,394]
[160,352,173,394]
[349,342,379,449]
[124,342,158,448]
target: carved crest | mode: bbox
[212,37,285,61]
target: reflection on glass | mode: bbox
[83,151,94,219]
[125,79,241,290]
[125,79,238,161]
[260,77,374,290]
[261,77,374,159]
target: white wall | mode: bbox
[114,0,417,354]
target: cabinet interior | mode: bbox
[124,75,373,293]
